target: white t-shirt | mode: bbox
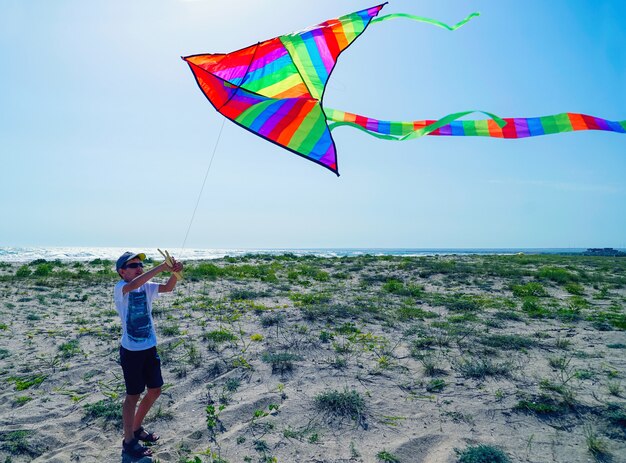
[114,280,159,351]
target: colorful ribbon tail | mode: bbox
[371,12,480,31]
[325,109,626,140]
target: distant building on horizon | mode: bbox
[582,248,626,257]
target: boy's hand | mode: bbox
[158,249,183,280]
[169,260,184,273]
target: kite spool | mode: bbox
[158,248,183,281]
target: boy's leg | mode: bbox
[132,346,164,436]
[119,346,153,451]
[133,387,162,432]
[123,393,141,443]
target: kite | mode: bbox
[182,3,625,176]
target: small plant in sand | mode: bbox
[376,449,401,462]
[606,343,626,349]
[413,351,447,376]
[7,374,46,391]
[58,339,81,358]
[0,429,44,458]
[204,328,238,350]
[319,330,334,343]
[554,336,572,349]
[454,357,512,380]
[161,322,181,336]
[15,265,32,278]
[479,334,535,351]
[382,278,422,297]
[83,398,122,422]
[455,444,511,463]
[604,402,626,432]
[514,395,565,415]
[548,355,571,371]
[206,403,226,436]
[397,305,438,321]
[314,388,367,429]
[219,378,241,405]
[584,426,611,461]
[260,312,285,328]
[511,282,547,298]
[261,351,303,374]
[426,378,447,393]
[564,282,585,295]
[607,381,622,397]
[185,341,202,367]
[537,266,578,284]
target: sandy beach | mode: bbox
[1,254,625,463]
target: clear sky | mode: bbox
[1,0,625,249]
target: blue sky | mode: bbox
[1,0,625,249]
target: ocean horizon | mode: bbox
[1,246,622,263]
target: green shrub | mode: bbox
[455,444,510,463]
[0,430,44,457]
[397,305,438,321]
[584,426,611,460]
[382,279,422,297]
[204,329,237,343]
[8,375,46,391]
[319,330,334,343]
[33,264,53,277]
[260,312,285,327]
[564,282,585,295]
[376,450,401,462]
[455,357,511,379]
[161,323,181,336]
[446,296,481,312]
[14,396,33,406]
[479,334,535,350]
[605,403,626,428]
[261,352,302,374]
[290,292,332,306]
[295,265,330,281]
[537,266,577,284]
[514,396,565,414]
[187,263,222,280]
[229,288,268,300]
[58,339,81,358]
[83,399,122,422]
[522,298,552,318]
[336,322,360,335]
[15,265,32,277]
[314,388,366,428]
[426,378,446,392]
[511,282,547,297]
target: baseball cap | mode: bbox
[116,251,146,272]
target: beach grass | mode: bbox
[0,253,625,461]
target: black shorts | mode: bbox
[119,345,164,395]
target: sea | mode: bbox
[0,246,611,263]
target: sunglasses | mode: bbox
[123,262,144,269]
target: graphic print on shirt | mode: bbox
[127,290,153,342]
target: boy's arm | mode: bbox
[159,261,184,293]
[122,263,169,294]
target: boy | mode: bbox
[114,251,183,459]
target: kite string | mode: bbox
[179,117,226,255]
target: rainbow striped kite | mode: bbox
[183,3,625,176]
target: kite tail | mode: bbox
[371,11,480,31]
[325,109,626,140]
